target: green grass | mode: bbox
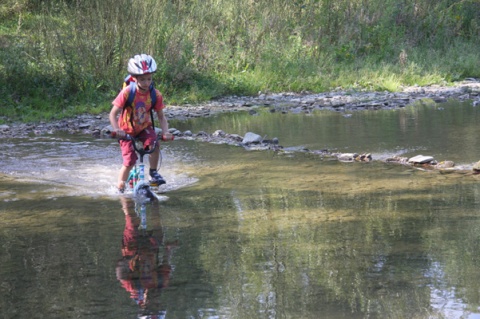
[1,0,480,123]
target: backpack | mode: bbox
[121,75,157,134]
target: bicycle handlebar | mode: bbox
[109,131,174,155]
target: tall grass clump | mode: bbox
[1,0,480,121]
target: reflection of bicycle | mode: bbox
[112,132,173,201]
[116,196,177,318]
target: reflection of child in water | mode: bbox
[116,197,176,313]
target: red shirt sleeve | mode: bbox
[154,89,164,112]
[112,87,129,109]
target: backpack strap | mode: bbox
[116,81,137,135]
[126,81,136,107]
[149,82,157,130]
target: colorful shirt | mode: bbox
[112,86,164,135]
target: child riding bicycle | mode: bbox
[109,54,173,193]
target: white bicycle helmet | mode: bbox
[127,54,157,75]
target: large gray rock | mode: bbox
[242,132,263,144]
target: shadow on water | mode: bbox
[2,100,480,318]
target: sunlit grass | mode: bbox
[2,0,480,122]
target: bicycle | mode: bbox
[111,131,173,201]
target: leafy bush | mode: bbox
[1,0,480,122]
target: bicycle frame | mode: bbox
[124,134,160,202]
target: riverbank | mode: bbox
[2,80,480,138]
[2,80,480,174]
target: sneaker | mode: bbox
[149,170,166,186]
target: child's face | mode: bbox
[135,74,153,91]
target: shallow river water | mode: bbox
[2,100,480,319]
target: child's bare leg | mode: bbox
[118,165,133,189]
[148,147,165,185]
[148,146,160,170]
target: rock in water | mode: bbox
[242,132,263,144]
[408,155,434,164]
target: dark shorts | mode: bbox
[119,127,157,167]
